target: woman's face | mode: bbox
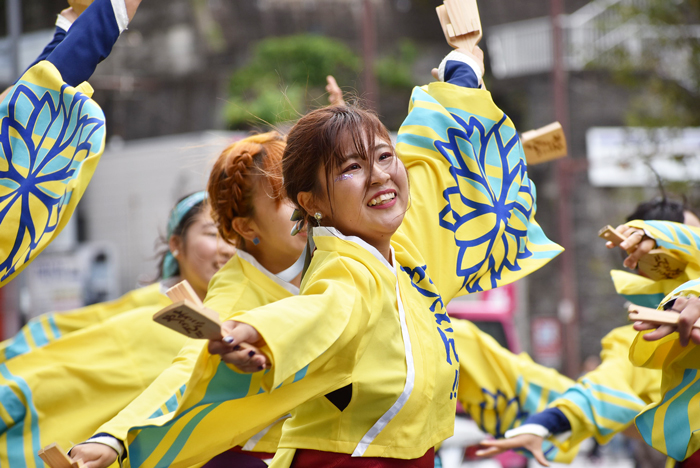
[177,209,236,294]
[248,178,308,271]
[312,136,409,248]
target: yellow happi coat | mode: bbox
[121,82,563,468]
[0,283,166,362]
[0,284,181,468]
[97,251,299,456]
[630,278,700,462]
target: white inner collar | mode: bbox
[311,226,396,275]
[236,250,300,295]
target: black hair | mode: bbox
[626,197,690,223]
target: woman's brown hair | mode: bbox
[207,131,286,246]
[283,104,392,224]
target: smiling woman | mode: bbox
[107,48,564,468]
[285,106,408,261]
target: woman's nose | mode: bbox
[371,166,391,185]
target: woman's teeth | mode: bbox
[368,192,396,206]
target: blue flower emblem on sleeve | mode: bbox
[435,113,536,293]
[0,76,105,283]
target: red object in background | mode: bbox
[447,283,520,353]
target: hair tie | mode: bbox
[162,191,207,279]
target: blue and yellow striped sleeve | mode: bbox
[630,279,700,462]
[451,319,578,463]
[543,326,660,453]
[626,220,700,278]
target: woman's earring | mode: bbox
[253,237,260,245]
[314,212,323,226]
[172,250,179,257]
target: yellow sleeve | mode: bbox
[548,326,660,453]
[451,319,577,462]
[94,339,204,442]
[395,83,562,303]
[0,62,106,287]
[625,220,700,278]
[0,284,166,362]
[233,251,371,390]
[627,279,700,461]
[610,269,689,310]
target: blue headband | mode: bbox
[161,191,208,279]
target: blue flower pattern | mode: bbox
[0,77,105,283]
[435,112,534,293]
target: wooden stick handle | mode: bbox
[628,304,700,329]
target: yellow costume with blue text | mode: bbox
[0,62,106,287]
[630,278,700,463]
[0,283,166,362]
[120,81,563,468]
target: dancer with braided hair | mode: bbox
[70,132,307,468]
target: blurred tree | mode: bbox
[375,38,419,90]
[604,0,700,128]
[598,0,700,199]
[225,34,360,128]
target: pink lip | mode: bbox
[367,189,398,209]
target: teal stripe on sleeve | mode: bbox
[663,369,700,461]
[27,321,49,348]
[0,365,43,468]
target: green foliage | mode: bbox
[375,39,419,89]
[225,35,360,128]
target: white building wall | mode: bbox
[82,131,243,293]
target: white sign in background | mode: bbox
[586,127,700,187]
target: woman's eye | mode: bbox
[379,152,393,161]
[343,163,361,173]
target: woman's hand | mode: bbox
[431,45,485,83]
[605,224,656,269]
[476,434,549,467]
[326,75,345,107]
[69,443,118,468]
[634,295,700,346]
[208,321,270,372]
